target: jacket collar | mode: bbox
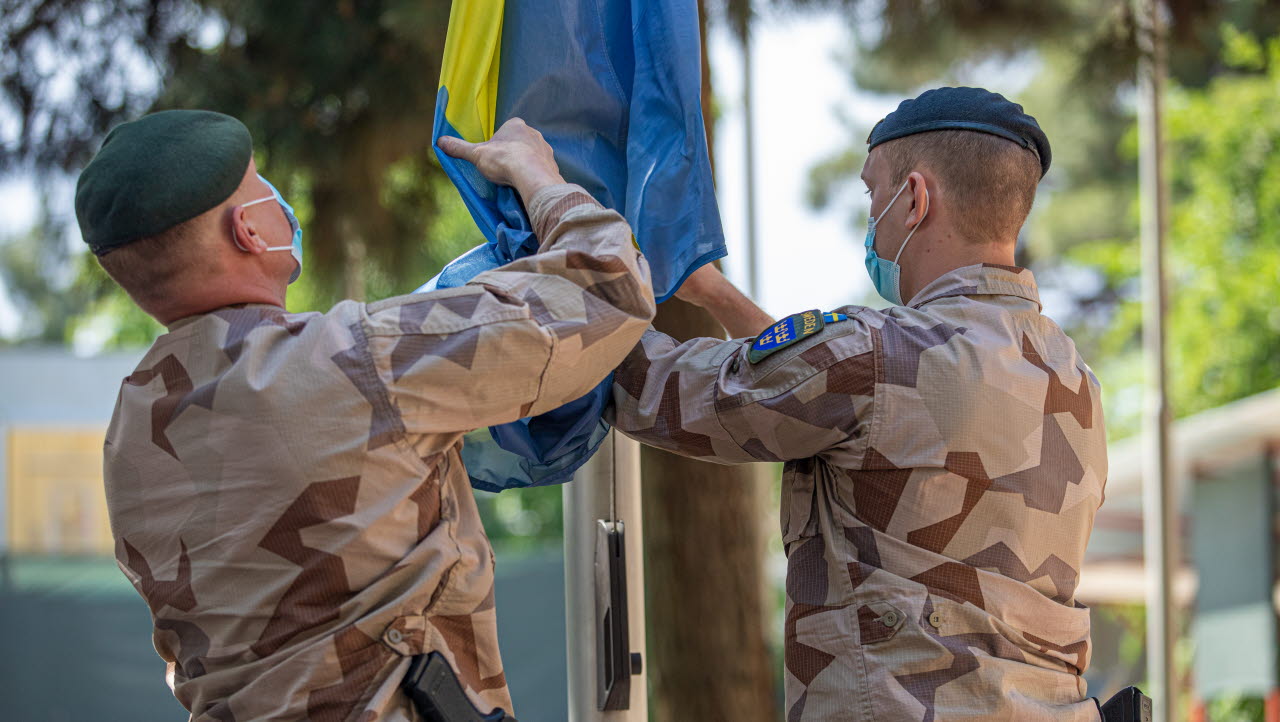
[164,303,285,332]
[907,263,1041,311]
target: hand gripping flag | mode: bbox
[423,0,726,492]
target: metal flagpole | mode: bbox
[1135,0,1177,719]
[563,430,647,721]
[739,11,778,644]
[742,17,760,300]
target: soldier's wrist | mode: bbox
[513,167,567,204]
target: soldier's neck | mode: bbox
[155,280,286,327]
[899,231,1017,306]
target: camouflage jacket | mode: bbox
[609,264,1106,721]
[103,184,654,721]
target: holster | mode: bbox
[1095,686,1153,722]
[401,652,514,722]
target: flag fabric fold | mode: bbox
[425,0,725,492]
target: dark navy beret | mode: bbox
[75,110,253,255]
[867,86,1051,178]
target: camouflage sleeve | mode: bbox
[361,184,655,434]
[606,316,876,464]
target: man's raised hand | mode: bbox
[437,118,566,201]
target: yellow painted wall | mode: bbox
[7,427,113,554]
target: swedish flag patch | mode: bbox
[749,309,830,363]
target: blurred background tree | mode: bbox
[789,0,1280,437]
[6,0,1280,717]
[3,5,781,719]
[1,0,479,333]
[1072,28,1280,435]
[784,3,1280,717]
[0,199,94,346]
[0,0,550,535]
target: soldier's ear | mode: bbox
[230,204,268,254]
[905,172,930,228]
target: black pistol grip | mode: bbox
[1099,686,1152,722]
[402,652,513,722]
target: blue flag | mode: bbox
[425,0,725,492]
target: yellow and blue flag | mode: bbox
[422,0,726,492]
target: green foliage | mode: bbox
[1222,23,1268,71]
[475,485,566,551]
[66,259,165,349]
[800,0,1280,439]
[773,0,1280,94]
[1097,602,1148,675]
[1083,31,1280,436]
[156,0,456,304]
[805,146,866,224]
[280,172,485,315]
[0,200,118,346]
[0,0,563,552]
[0,0,197,174]
[1,0,464,346]
[1207,692,1266,722]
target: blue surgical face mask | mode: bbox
[863,179,928,306]
[240,175,303,283]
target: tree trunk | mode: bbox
[342,224,367,302]
[641,300,776,722]
[641,5,777,718]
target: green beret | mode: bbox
[75,110,253,255]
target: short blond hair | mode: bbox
[877,130,1041,243]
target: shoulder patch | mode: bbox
[748,309,833,364]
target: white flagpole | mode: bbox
[563,431,647,721]
[1136,0,1177,719]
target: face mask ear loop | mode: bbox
[879,178,911,222]
[892,184,929,264]
[238,195,295,252]
[867,177,910,240]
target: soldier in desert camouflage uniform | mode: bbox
[74,110,655,720]
[608,87,1107,720]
